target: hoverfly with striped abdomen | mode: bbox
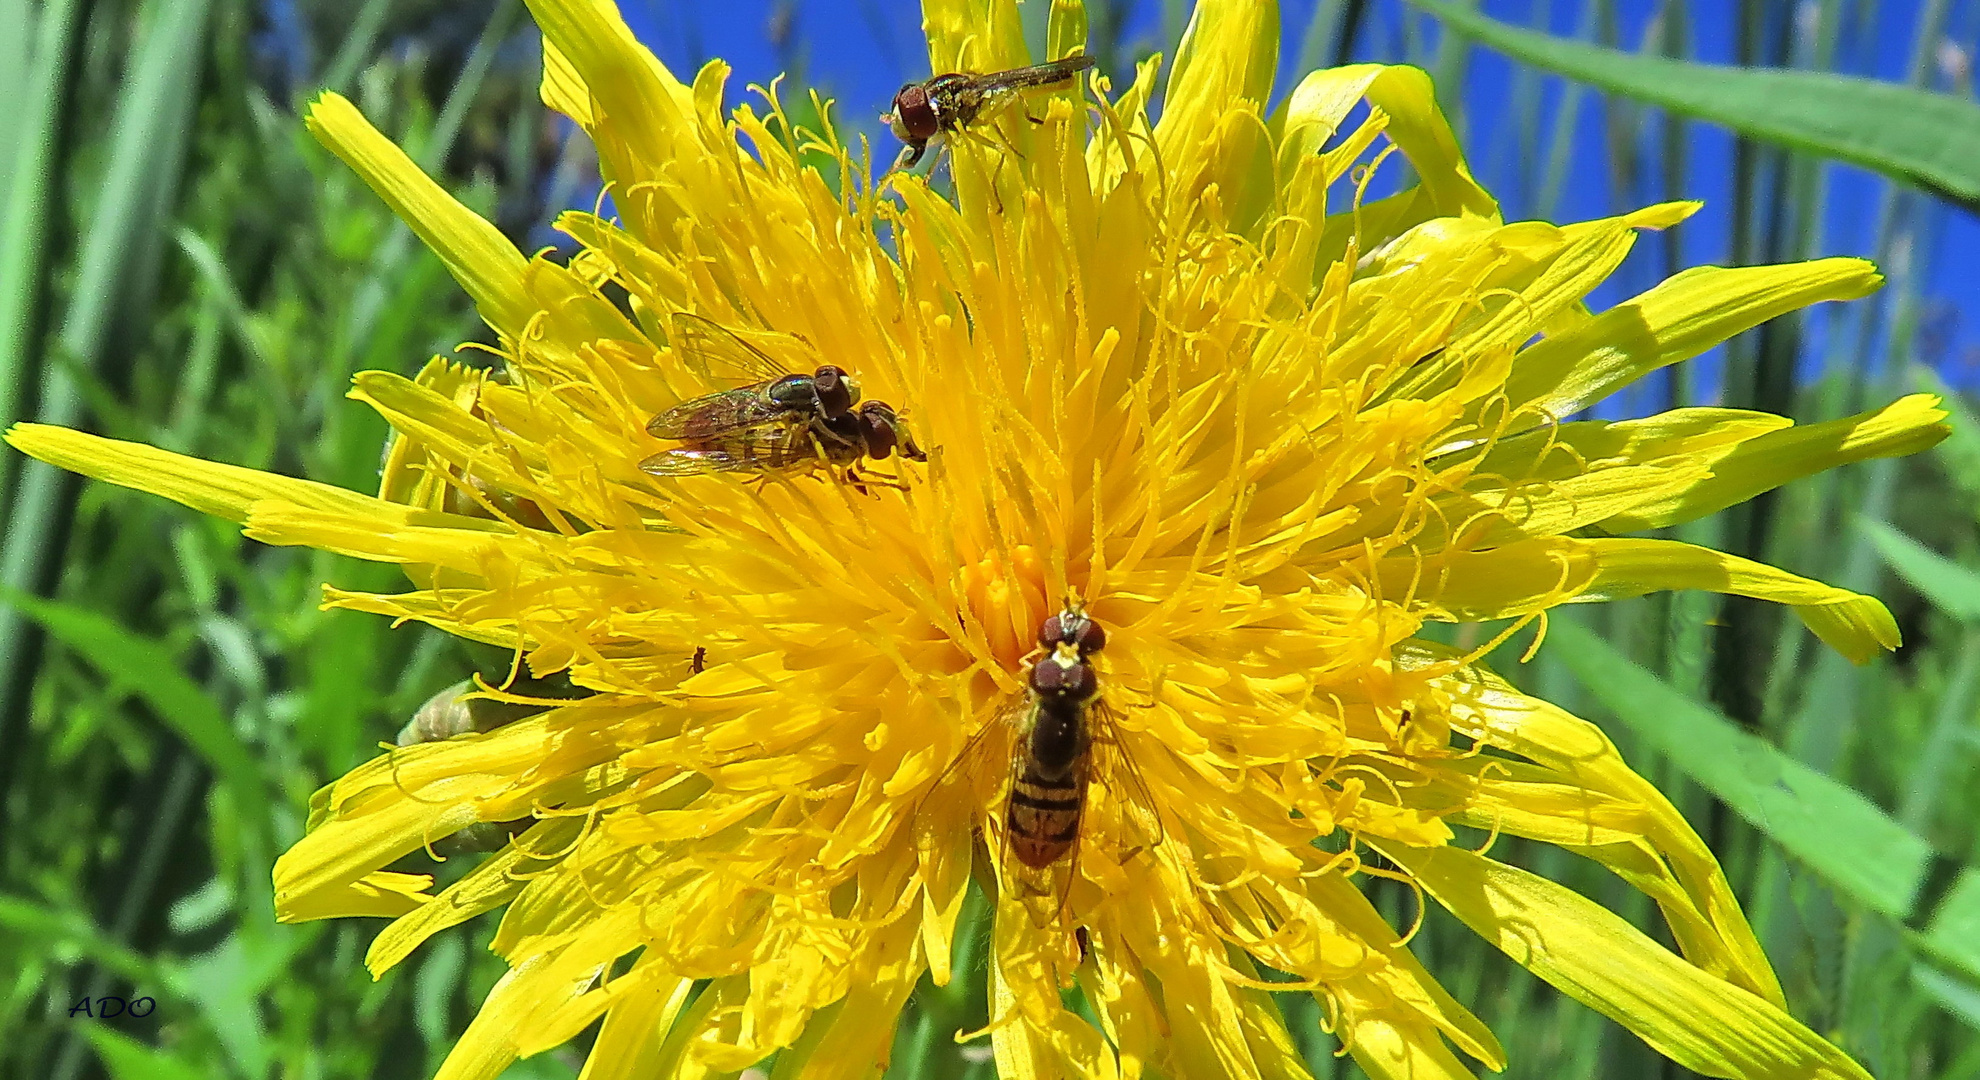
[928,599,1163,925]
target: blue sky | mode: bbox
[606,0,1979,395]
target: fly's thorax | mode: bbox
[765,374,819,413]
[925,72,975,127]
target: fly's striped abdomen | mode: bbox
[1008,761,1085,868]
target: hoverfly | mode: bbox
[883,55,1097,169]
[641,315,926,482]
[932,600,1162,924]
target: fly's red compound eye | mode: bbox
[858,403,898,459]
[1038,615,1065,650]
[812,366,856,418]
[1071,618,1106,655]
[888,84,939,141]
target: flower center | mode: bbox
[957,544,1048,671]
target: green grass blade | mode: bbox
[0,588,264,816]
[83,1029,206,1080]
[1407,0,1980,207]
[0,0,85,444]
[1911,963,1980,1032]
[1918,870,1980,984]
[1548,617,1929,919]
[1858,519,1980,622]
[417,0,523,174]
[0,0,212,720]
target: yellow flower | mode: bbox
[7,0,1945,1077]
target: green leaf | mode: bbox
[0,895,154,981]
[1918,868,1980,983]
[1858,518,1980,623]
[1912,963,1980,1032]
[0,587,265,814]
[1916,367,1980,509]
[85,1028,207,1080]
[1407,0,1980,207]
[1547,618,1929,919]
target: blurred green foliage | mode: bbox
[1,0,1976,1078]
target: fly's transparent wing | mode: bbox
[670,313,800,386]
[638,427,808,476]
[973,55,1095,94]
[1091,697,1165,854]
[644,387,785,440]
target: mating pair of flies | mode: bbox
[640,56,1097,484]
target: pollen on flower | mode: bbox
[958,545,1049,668]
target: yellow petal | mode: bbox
[764,915,927,1080]
[1339,1009,1477,1080]
[1597,393,1949,531]
[1390,535,1899,662]
[7,423,384,525]
[304,93,532,337]
[1406,649,1783,1005]
[1414,462,1711,551]
[275,871,434,922]
[1505,258,1882,420]
[275,723,554,921]
[921,0,1029,73]
[1303,65,1499,273]
[364,824,576,976]
[578,959,696,1080]
[1381,843,1873,1080]
[1157,0,1278,230]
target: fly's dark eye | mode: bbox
[1072,618,1106,655]
[813,366,857,418]
[767,375,817,411]
[1038,615,1065,650]
[889,85,939,140]
[858,403,898,458]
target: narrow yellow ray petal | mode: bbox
[1157,0,1278,228]
[304,93,532,337]
[538,36,594,127]
[364,823,579,976]
[276,871,435,922]
[1381,843,1873,1080]
[1505,258,1882,420]
[3,423,509,546]
[1391,535,1899,662]
[922,0,1029,72]
[523,0,691,156]
[1339,1008,1478,1080]
[1598,393,1949,532]
[1409,649,1783,1005]
[578,960,696,1080]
